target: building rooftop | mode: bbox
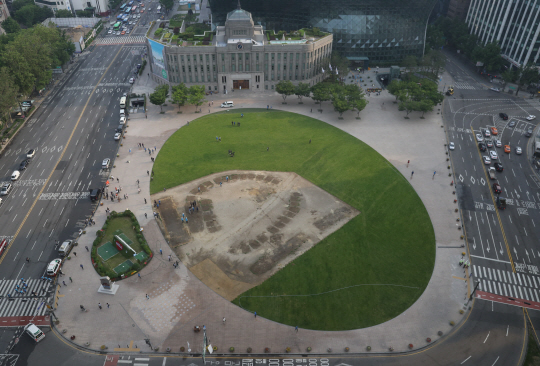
[226,9,251,21]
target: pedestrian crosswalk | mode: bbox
[473,265,540,302]
[95,36,146,45]
[453,82,477,90]
[0,278,52,318]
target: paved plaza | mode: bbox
[53,67,470,354]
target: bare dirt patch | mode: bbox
[152,170,359,300]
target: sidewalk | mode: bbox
[54,67,470,354]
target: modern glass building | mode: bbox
[466,0,540,67]
[209,0,438,65]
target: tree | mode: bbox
[402,56,417,73]
[398,100,420,117]
[351,98,368,118]
[12,0,34,13]
[425,24,444,50]
[170,83,188,112]
[1,17,21,34]
[516,64,540,96]
[311,82,332,110]
[417,99,434,118]
[387,80,404,101]
[161,0,174,10]
[55,9,73,18]
[331,91,349,117]
[294,82,311,103]
[149,84,169,112]
[188,85,206,112]
[472,42,504,72]
[0,67,18,125]
[275,80,295,102]
[14,5,35,27]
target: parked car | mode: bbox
[490,87,500,92]
[46,258,62,277]
[449,142,455,150]
[129,77,135,84]
[114,132,122,141]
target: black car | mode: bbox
[89,188,102,201]
[479,142,487,152]
[526,128,533,137]
[499,112,508,120]
[494,162,503,172]
[493,183,502,194]
[19,159,30,171]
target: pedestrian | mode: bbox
[138,273,141,278]
[160,249,163,255]
[126,193,129,199]
[73,252,77,257]
[254,312,257,318]
[147,170,149,176]
[107,303,110,308]
[181,217,184,223]
[26,257,30,262]
[196,206,198,212]
[295,326,298,333]
[223,317,226,323]
[98,303,102,310]
[146,294,149,299]
[411,171,414,179]
[267,147,269,151]
[226,176,229,182]
[159,199,161,205]
[219,182,222,187]
[80,264,84,270]
[310,108,312,113]
[186,217,188,223]
[145,212,147,219]
[309,139,311,144]
[63,281,67,286]
[168,255,171,261]
[144,198,147,204]
[407,160,410,167]
[117,178,119,183]
[69,277,72,282]
[433,171,436,179]
[138,188,141,194]
[459,259,463,266]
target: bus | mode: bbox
[125,7,131,14]
[131,5,137,12]
[116,14,123,20]
[113,22,121,31]
[120,3,127,10]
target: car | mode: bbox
[102,158,111,169]
[137,14,141,18]
[516,147,522,155]
[141,3,144,5]
[484,129,491,137]
[0,238,7,257]
[129,21,133,25]
[114,132,122,141]
[0,183,12,196]
[121,30,126,35]
[526,115,536,121]
[494,162,504,172]
[490,151,498,160]
[140,9,144,12]
[127,29,131,34]
[120,116,126,124]
[490,127,498,135]
[486,140,493,148]
[499,112,509,120]
[19,159,30,170]
[476,133,484,142]
[449,142,455,150]
[479,142,487,151]
[129,77,135,84]
[490,87,500,92]
[492,183,502,194]
[137,63,142,69]
[11,170,20,181]
[483,156,491,164]
[123,92,128,97]
[27,149,35,158]
[508,120,516,127]
[46,258,62,277]
[148,7,151,10]
[108,29,112,34]
[504,145,511,153]
[494,140,502,148]
[116,31,121,35]
[526,128,534,137]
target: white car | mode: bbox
[490,151,498,160]
[129,78,135,84]
[0,183,12,196]
[449,142,455,150]
[516,147,522,155]
[114,132,121,141]
[46,258,62,277]
[108,29,113,34]
[120,116,126,124]
[476,133,484,142]
[526,115,536,121]
[27,149,35,158]
[484,129,491,137]
[102,158,111,169]
[11,170,20,181]
[483,156,491,165]
[495,140,502,148]
[490,87,500,92]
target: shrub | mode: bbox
[154,28,164,37]
[173,27,180,34]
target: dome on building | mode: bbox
[226,8,252,21]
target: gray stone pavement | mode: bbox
[54,67,471,355]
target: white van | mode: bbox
[220,101,234,108]
[24,323,45,342]
[58,240,73,257]
[120,97,127,108]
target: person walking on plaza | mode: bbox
[98,303,102,310]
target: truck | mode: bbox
[488,167,496,179]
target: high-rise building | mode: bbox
[446,0,471,21]
[466,0,540,67]
[0,0,10,35]
[209,0,438,65]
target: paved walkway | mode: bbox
[54,68,470,355]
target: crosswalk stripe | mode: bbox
[512,272,517,285]
[498,282,502,295]
[514,285,519,298]
[502,271,507,283]
[529,288,535,301]
[503,283,508,296]
[527,276,533,288]
[517,273,523,286]
[483,267,487,278]
[488,280,493,293]
[519,286,524,299]
[497,269,501,282]
[473,265,478,277]
[535,290,539,302]
[534,276,539,288]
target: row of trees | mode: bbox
[275,79,368,118]
[149,83,207,112]
[0,25,75,124]
[387,76,444,117]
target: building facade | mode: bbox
[466,0,540,67]
[146,6,333,92]
[0,0,10,35]
[209,0,438,64]
[446,0,471,20]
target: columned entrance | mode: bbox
[233,80,249,89]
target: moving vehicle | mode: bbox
[499,112,508,120]
[0,183,12,196]
[490,151,498,160]
[484,129,491,137]
[483,156,491,164]
[526,115,536,121]
[479,142,487,152]
[120,3,127,10]
[129,77,135,84]
[446,86,454,96]
[526,128,533,137]
[492,183,502,194]
[0,239,8,257]
[114,22,121,31]
[490,87,500,92]
[24,323,45,343]
[504,145,511,153]
[476,133,484,142]
[58,240,74,256]
[11,171,20,181]
[494,162,503,172]
[102,158,111,169]
[46,258,62,276]
[516,147,522,154]
[495,140,502,148]
[497,197,507,210]
[449,142,455,150]
[488,167,496,180]
[108,29,113,34]
[509,120,516,127]
[221,101,234,108]
[27,149,35,158]
[19,159,30,170]
[486,140,493,148]
[490,127,498,135]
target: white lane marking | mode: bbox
[484,331,490,343]
[461,356,471,364]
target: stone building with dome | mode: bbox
[146,3,333,92]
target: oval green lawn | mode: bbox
[151,109,435,330]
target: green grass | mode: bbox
[151,109,435,330]
[96,216,143,272]
[525,331,540,366]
